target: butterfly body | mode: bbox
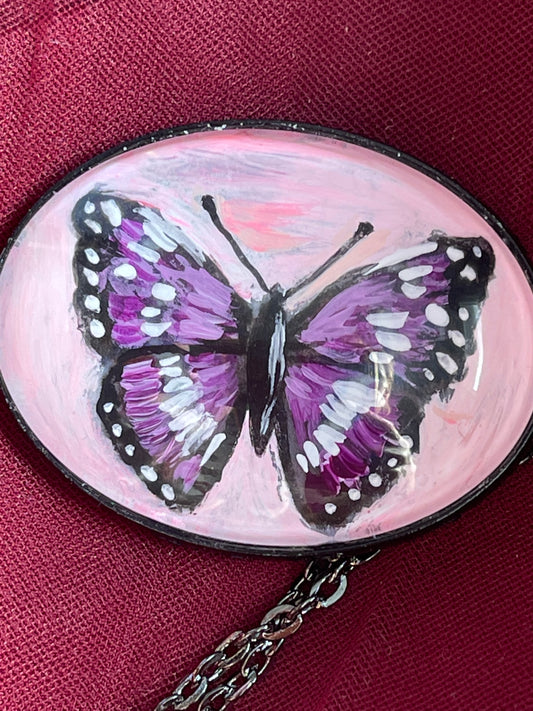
[72,190,495,530]
[246,285,287,455]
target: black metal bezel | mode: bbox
[1,119,532,558]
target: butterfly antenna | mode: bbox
[284,221,374,299]
[201,195,269,293]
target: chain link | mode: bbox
[154,550,379,711]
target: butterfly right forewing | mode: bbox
[289,235,495,389]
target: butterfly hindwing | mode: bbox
[98,349,247,508]
[281,235,495,527]
[277,361,414,526]
[72,191,250,363]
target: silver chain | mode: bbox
[154,550,379,711]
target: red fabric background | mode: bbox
[0,2,532,709]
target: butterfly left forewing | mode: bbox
[72,190,249,363]
[281,234,495,528]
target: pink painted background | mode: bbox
[0,127,531,549]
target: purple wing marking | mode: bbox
[277,362,413,527]
[289,235,494,393]
[98,350,246,508]
[72,191,249,361]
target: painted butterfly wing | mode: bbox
[281,235,495,527]
[289,235,494,378]
[98,349,247,508]
[72,192,250,508]
[72,191,250,362]
[278,361,413,527]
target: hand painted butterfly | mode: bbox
[72,190,494,529]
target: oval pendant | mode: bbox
[0,121,531,554]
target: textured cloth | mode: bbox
[0,2,532,710]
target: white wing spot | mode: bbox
[449,329,466,347]
[425,303,450,327]
[89,319,105,338]
[83,268,99,286]
[348,488,361,501]
[296,453,309,473]
[141,208,205,264]
[315,424,346,445]
[141,306,161,318]
[174,414,216,454]
[459,307,469,321]
[320,400,353,429]
[365,241,438,273]
[376,331,411,352]
[159,354,181,366]
[84,219,102,234]
[103,402,114,413]
[140,465,157,481]
[152,283,177,301]
[473,245,482,258]
[160,390,199,414]
[369,473,383,487]
[84,294,100,312]
[128,241,160,263]
[436,351,459,374]
[160,366,183,377]
[400,435,414,448]
[460,265,476,281]
[167,395,201,424]
[137,209,205,264]
[401,283,427,299]
[163,376,193,394]
[423,368,435,381]
[112,423,122,437]
[84,201,95,214]
[314,424,345,456]
[333,380,385,411]
[84,247,100,264]
[125,444,135,456]
[324,503,337,515]
[398,265,432,281]
[447,246,464,261]
[101,199,122,227]
[387,457,398,467]
[366,311,409,329]
[369,351,394,365]
[303,440,320,468]
[161,484,175,501]
[141,321,172,337]
[200,433,227,466]
[143,221,178,252]
[144,223,176,251]
[114,263,137,280]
